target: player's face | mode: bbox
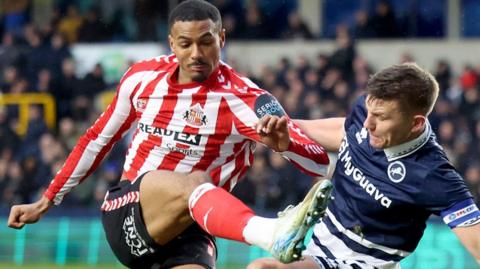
[169,19,225,83]
[363,97,419,149]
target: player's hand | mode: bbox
[255,115,290,152]
[8,196,53,229]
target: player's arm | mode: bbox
[255,114,290,152]
[8,196,53,229]
[256,115,338,178]
[227,92,329,177]
[438,186,480,262]
[452,224,480,264]
[293,118,345,152]
[7,69,142,229]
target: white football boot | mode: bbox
[268,179,334,263]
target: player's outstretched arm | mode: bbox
[453,223,480,264]
[254,113,329,177]
[7,196,53,229]
[294,118,345,152]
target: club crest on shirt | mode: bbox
[387,161,406,183]
[183,103,208,127]
[136,98,147,112]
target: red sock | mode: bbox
[189,183,254,243]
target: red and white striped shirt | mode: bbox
[44,54,329,205]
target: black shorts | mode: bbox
[101,175,217,269]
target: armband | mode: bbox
[440,198,480,228]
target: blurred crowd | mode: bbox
[1,0,455,44]
[1,0,480,215]
[0,0,312,43]
[233,29,480,214]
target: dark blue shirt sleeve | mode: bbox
[344,94,367,131]
[422,163,473,215]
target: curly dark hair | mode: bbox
[168,0,222,33]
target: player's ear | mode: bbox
[411,115,426,133]
[168,34,175,54]
[219,28,226,49]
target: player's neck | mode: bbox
[177,70,196,84]
[406,124,426,142]
[384,122,431,161]
[170,66,219,87]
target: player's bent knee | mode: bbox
[183,171,211,194]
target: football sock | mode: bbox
[189,183,254,243]
[242,216,277,251]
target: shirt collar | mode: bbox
[384,122,432,162]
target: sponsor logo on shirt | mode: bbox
[387,161,406,183]
[254,94,286,118]
[166,142,201,157]
[138,123,201,146]
[355,127,368,144]
[338,138,392,208]
[122,208,154,257]
[183,103,208,127]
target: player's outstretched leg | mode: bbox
[268,179,333,263]
[189,179,333,263]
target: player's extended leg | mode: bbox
[139,170,210,244]
[189,179,334,263]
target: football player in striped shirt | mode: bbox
[8,1,333,268]
[247,63,480,269]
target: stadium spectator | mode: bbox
[54,58,81,118]
[34,68,53,93]
[353,10,375,39]
[77,8,111,42]
[465,163,480,198]
[370,0,401,38]
[133,0,168,41]
[2,161,24,205]
[460,65,478,91]
[434,59,452,94]
[0,65,20,92]
[9,77,29,94]
[329,25,356,83]
[79,63,106,98]
[0,32,21,72]
[22,28,47,83]
[8,1,331,268]
[281,11,314,40]
[238,2,270,39]
[0,107,20,154]
[58,117,80,150]
[22,106,49,151]
[57,5,83,44]
[43,32,71,76]
[247,63,480,269]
